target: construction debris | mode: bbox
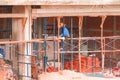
[112,68,120,77]
[112,61,120,77]
[38,70,120,80]
[0,58,14,80]
[38,70,83,80]
[64,55,100,72]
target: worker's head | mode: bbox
[59,22,64,27]
[59,22,66,28]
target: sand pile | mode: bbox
[38,70,84,80]
[38,70,120,80]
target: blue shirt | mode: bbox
[60,26,70,37]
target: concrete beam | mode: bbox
[0,13,26,18]
[32,5,120,17]
[0,0,120,5]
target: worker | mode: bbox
[60,23,70,37]
[59,22,70,70]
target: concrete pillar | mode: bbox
[37,18,43,60]
[12,6,32,80]
[12,6,25,78]
[24,6,32,80]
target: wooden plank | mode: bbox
[0,0,120,5]
[0,13,26,18]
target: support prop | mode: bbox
[100,16,107,71]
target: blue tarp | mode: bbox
[60,26,70,37]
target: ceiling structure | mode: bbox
[0,0,120,5]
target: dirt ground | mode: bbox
[38,70,120,80]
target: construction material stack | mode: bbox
[64,55,100,72]
[0,58,14,80]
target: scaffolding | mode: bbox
[0,6,120,79]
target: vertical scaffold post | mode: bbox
[70,17,73,70]
[61,39,64,70]
[26,43,29,77]
[61,18,65,70]
[53,17,56,71]
[57,17,61,71]
[109,39,113,73]
[78,16,83,72]
[86,41,88,72]
[92,40,95,72]
[33,18,39,80]
[115,39,118,65]
[17,44,20,80]
[100,16,106,71]
[8,18,12,60]
[43,18,47,73]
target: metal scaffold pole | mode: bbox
[61,39,64,70]
[115,39,118,65]
[109,39,113,73]
[53,17,56,71]
[70,17,73,70]
[33,18,39,80]
[43,17,47,73]
[57,17,61,71]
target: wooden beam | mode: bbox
[0,13,26,18]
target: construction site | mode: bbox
[0,0,120,80]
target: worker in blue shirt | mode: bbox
[60,23,70,37]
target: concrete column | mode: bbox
[12,6,32,80]
[12,6,25,78]
[24,6,32,80]
[37,18,43,60]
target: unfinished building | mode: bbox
[0,0,120,80]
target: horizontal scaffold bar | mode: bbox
[0,36,120,44]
